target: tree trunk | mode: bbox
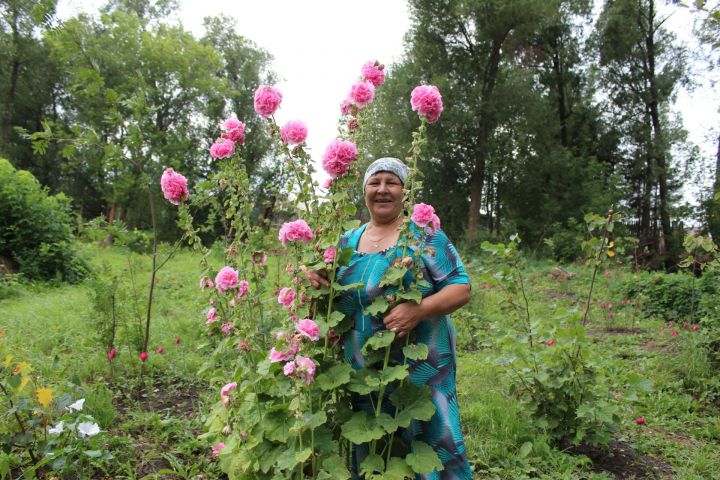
[551,42,569,148]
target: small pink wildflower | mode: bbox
[206,307,219,324]
[160,168,189,205]
[237,280,249,298]
[670,330,678,337]
[251,251,267,266]
[221,322,234,335]
[411,203,436,227]
[659,325,665,332]
[296,318,320,341]
[156,346,164,354]
[321,177,333,189]
[199,276,213,289]
[220,382,237,407]
[295,356,316,384]
[321,139,358,178]
[209,138,235,159]
[175,336,181,345]
[238,340,250,351]
[348,81,375,108]
[682,321,689,329]
[254,85,282,118]
[361,61,385,87]
[327,328,341,345]
[278,220,313,246]
[410,85,443,124]
[280,120,308,145]
[139,351,148,362]
[211,442,225,457]
[691,324,699,331]
[347,118,360,131]
[278,287,296,308]
[107,348,117,361]
[604,270,610,278]
[635,417,646,425]
[215,266,239,293]
[323,246,337,264]
[340,98,352,116]
[546,339,556,346]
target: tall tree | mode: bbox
[594,0,688,267]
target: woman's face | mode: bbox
[364,171,404,223]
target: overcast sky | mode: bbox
[56,0,718,187]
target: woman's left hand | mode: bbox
[383,302,424,339]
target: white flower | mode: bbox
[68,398,85,411]
[77,422,100,437]
[48,421,64,435]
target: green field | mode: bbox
[2,244,719,479]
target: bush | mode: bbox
[0,158,89,282]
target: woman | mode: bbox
[308,157,473,479]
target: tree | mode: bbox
[594,0,689,267]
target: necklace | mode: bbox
[365,216,403,248]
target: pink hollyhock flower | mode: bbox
[221,322,234,335]
[156,346,164,354]
[220,382,237,406]
[160,168,189,205]
[269,343,299,363]
[237,280,249,298]
[410,85,443,124]
[340,98,352,116]
[321,139,358,178]
[251,251,267,266]
[670,330,678,337]
[237,340,250,351]
[277,287,296,308]
[278,219,313,246]
[668,321,674,328]
[361,61,385,87]
[327,328,341,345]
[348,81,375,108]
[347,118,360,131]
[283,361,296,377]
[215,266,239,293]
[546,339,556,346]
[295,356,316,385]
[222,118,245,144]
[175,336,181,345]
[691,324,699,331]
[321,177,333,189]
[206,307,219,324]
[107,348,117,361]
[635,417,646,425]
[139,351,148,362]
[210,138,235,159]
[296,318,320,341]
[323,246,337,264]
[199,276,214,289]
[280,120,308,145]
[411,203,436,227]
[429,214,441,232]
[254,85,282,118]
[682,321,689,329]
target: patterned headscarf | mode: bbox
[362,157,410,191]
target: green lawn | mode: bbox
[2,244,719,479]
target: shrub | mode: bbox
[0,158,89,283]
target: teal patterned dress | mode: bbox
[335,223,473,480]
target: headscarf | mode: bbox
[362,157,410,191]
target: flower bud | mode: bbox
[401,256,413,268]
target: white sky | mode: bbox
[56,0,718,187]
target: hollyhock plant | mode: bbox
[215,266,239,293]
[348,81,375,108]
[254,85,282,118]
[251,251,267,266]
[220,382,237,407]
[295,356,316,385]
[221,322,234,335]
[280,120,308,145]
[278,219,313,246]
[361,61,385,87]
[296,318,320,341]
[199,276,214,289]
[321,139,358,178]
[236,280,249,298]
[283,361,296,377]
[160,168,189,205]
[212,442,226,457]
[209,138,236,159]
[269,342,299,363]
[340,98,352,116]
[411,203,436,227]
[410,85,443,124]
[277,287,296,308]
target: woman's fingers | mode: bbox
[304,268,330,288]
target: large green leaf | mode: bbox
[360,454,385,477]
[317,454,351,479]
[380,365,409,385]
[390,384,436,428]
[406,441,444,474]
[262,411,292,443]
[365,296,389,316]
[341,411,386,443]
[380,266,408,287]
[275,447,312,471]
[363,331,395,353]
[314,363,355,391]
[403,343,429,361]
[347,368,381,395]
[384,457,415,479]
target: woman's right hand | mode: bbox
[302,267,330,288]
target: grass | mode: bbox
[2,243,720,478]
